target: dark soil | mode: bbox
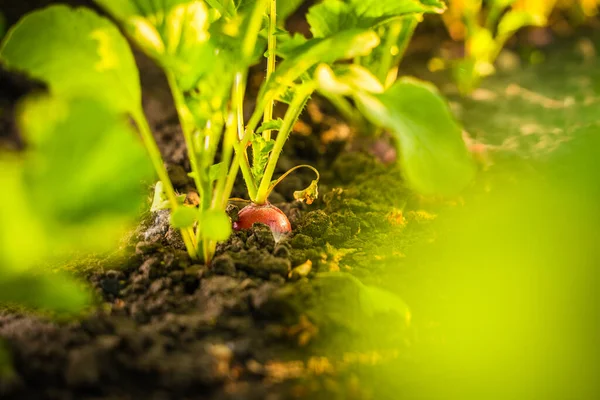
[0,84,431,399]
[2,2,599,399]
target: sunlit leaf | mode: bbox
[318,66,476,195]
[356,78,476,195]
[258,29,380,107]
[202,209,232,241]
[0,273,92,314]
[251,134,275,182]
[307,0,446,38]
[94,0,213,91]
[171,206,200,228]
[0,5,140,114]
[497,10,547,37]
[256,118,283,134]
[17,95,154,253]
[316,64,384,95]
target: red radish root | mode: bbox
[233,203,291,242]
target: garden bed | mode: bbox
[1,31,598,399]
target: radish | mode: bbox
[233,203,291,242]
[232,165,319,240]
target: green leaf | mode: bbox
[15,95,154,254]
[276,32,309,59]
[258,29,380,107]
[256,118,283,134]
[307,0,446,38]
[318,66,476,195]
[0,166,91,313]
[251,133,275,182]
[316,64,384,95]
[360,285,411,320]
[209,162,226,182]
[357,78,477,195]
[170,207,200,228]
[205,0,237,17]
[94,0,213,91]
[0,273,92,314]
[0,5,140,114]
[497,10,547,38]
[150,181,186,211]
[201,209,232,241]
[276,0,306,22]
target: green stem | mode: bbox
[262,0,277,141]
[382,17,418,88]
[376,21,402,85]
[485,4,506,32]
[321,92,365,131]
[254,84,314,204]
[266,164,320,197]
[231,72,258,200]
[212,113,236,209]
[226,0,268,201]
[242,0,269,59]
[133,110,198,260]
[165,71,203,194]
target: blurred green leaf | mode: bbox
[94,0,213,91]
[170,206,200,228]
[202,209,232,241]
[307,0,445,38]
[357,78,476,195]
[317,65,476,195]
[208,162,226,182]
[497,10,547,37]
[276,0,305,22]
[360,285,411,320]
[0,158,93,314]
[316,64,384,95]
[0,160,47,271]
[0,5,140,114]
[276,31,309,59]
[0,273,91,314]
[259,29,380,106]
[15,95,153,254]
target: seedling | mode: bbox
[1,0,477,269]
[441,0,560,94]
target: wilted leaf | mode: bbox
[294,179,319,205]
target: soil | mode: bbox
[0,102,429,399]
